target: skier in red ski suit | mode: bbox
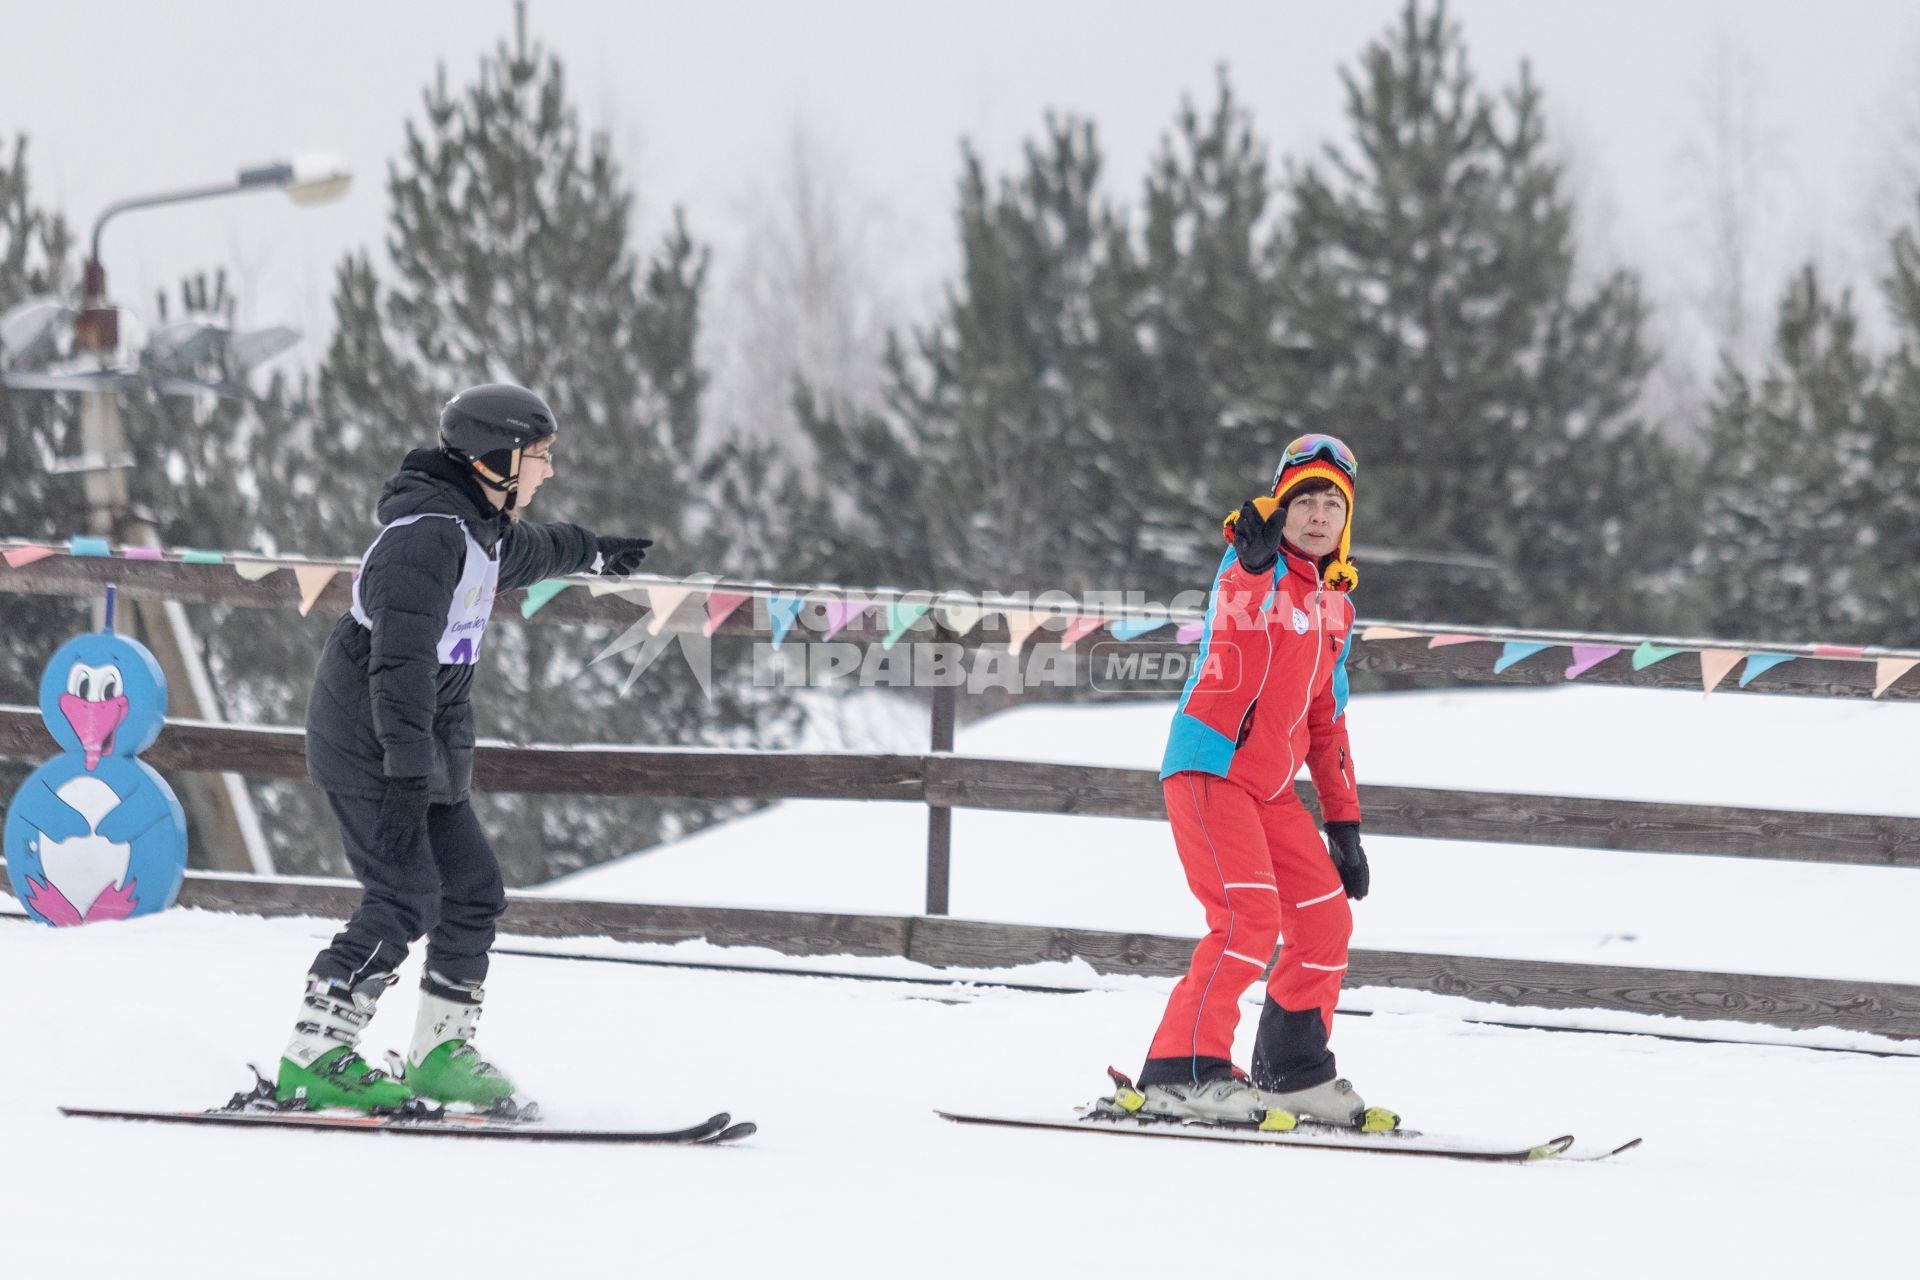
[1129,434,1380,1128]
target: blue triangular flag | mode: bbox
[1738,653,1795,687]
[768,596,804,649]
[1493,641,1553,674]
[1109,616,1166,641]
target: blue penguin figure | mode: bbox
[3,619,188,926]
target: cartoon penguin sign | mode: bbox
[4,595,187,926]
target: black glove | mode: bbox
[374,775,431,860]
[1230,500,1285,574]
[593,534,654,577]
[1324,821,1369,901]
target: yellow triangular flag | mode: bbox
[1005,610,1047,656]
[645,585,697,635]
[232,559,279,581]
[587,578,634,597]
[293,565,338,616]
[1874,656,1920,698]
[1699,648,1743,695]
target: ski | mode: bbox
[61,1104,755,1144]
[935,1110,1637,1164]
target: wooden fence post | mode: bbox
[925,680,957,916]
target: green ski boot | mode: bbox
[276,1045,415,1112]
[276,973,414,1112]
[404,970,521,1111]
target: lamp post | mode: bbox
[70,155,351,876]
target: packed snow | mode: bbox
[7,683,1919,1277]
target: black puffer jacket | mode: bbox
[305,448,598,803]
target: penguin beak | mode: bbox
[60,693,129,772]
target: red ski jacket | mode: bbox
[1159,542,1360,821]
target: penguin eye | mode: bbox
[102,675,120,700]
[79,673,92,700]
[66,666,87,697]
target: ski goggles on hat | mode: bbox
[1275,433,1357,482]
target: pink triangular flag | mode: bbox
[1874,657,1920,698]
[644,585,697,635]
[1564,645,1621,680]
[1005,610,1047,655]
[1060,615,1106,648]
[294,565,338,616]
[1427,634,1483,648]
[1175,621,1205,644]
[1813,644,1867,660]
[123,545,165,561]
[704,592,751,637]
[1699,648,1744,695]
[232,559,279,581]
[3,545,56,568]
[1360,626,1422,642]
[822,599,865,639]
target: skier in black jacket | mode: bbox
[276,383,653,1111]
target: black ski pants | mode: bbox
[308,790,507,989]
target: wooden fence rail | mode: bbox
[5,704,1919,869]
[13,870,1905,1039]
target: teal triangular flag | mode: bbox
[1493,641,1553,674]
[520,579,570,618]
[178,549,227,564]
[1738,653,1795,687]
[768,596,804,649]
[1631,642,1685,671]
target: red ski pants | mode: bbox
[1146,772,1352,1066]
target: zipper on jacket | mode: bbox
[1269,582,1326,802]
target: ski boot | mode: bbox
[276,973,414,1112]
[1093,1066,1267,1126]
[399,971,524,1115]
[1258,1076,1400,1133]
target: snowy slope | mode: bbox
[545,685,1920,984]
[3,908,1916,1279]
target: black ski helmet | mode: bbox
[439,383,556,511]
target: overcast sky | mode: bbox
[6,0,1919,396]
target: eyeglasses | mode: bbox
[1276,433,1356,480]
[522,447,555,467]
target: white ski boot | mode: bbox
[1260,1077,1400,1133]
[1096,1067,1267,1126]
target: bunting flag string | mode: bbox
[643,585,697,636]
[767,596,804,649]
[1005,610,1047,655]
[705,592,752,637]
[519,579,570,619]
[2,545,55,568]
[1108,616,1166,641]
[1699,649,1744,695]
[1493,641,1552,674]
[1631,642,1684,671]
[883,601,933,649]
[294,566,339,617]
[1564,645,1620,680]
[1737,653,1795,688]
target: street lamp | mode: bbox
[61,154,352,878]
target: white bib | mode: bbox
[350,513,500,665]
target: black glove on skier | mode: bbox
[374,775,431,860]
[1324,821,1369,900]
[1230,500,1285,574]
[593,534,654,577]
